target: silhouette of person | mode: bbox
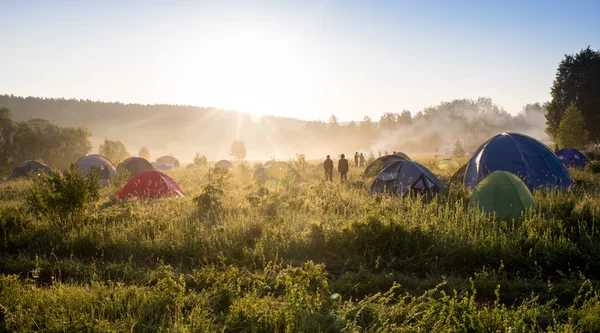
[338,154,349,182]
[359,153,365,167]
[324,155,333,181]
[354,152,359,167]
[385,151,388,156]
[378,151,382,158]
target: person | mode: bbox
[384,150,388,156]
[378,151,382,158]
[324,155,334,181]
[359,153,365,167]
[354,152,359,167]
[338,153,349,182]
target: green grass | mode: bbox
[1,161,600,332]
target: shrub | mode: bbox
[586,160,600,174]
[26,164,100,232]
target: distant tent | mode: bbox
[117,157,153,179]
[77,154,117,185]
[314,163,338,176]
[253,162,300,181]
[215,160,234,169]
[438,158,459,171]
[253,166,271,181]
[155,164,173,171]
[450,164,468,184]
[556,148,587,169]
[471,171,536,221]
[116,170,183,201]
[464,133,573,191]
[264,160,276,166]
[370,160,444,196]
[156,156,180,168]
[9,160,53,179]
[363,152,411,178]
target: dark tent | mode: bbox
[464,133,573,191]
[253,162,300,181]
[370,160,444,196]
[363,152,411,178]
[450,164,467,184]
[77,154,117,185]
[156,156,180,168]
[264,160,275,166]
[556,148,587,169]
[117,157,153,179]
[215,160,234,169]
[314,163,338,176]
[9,160,53,179]
[155,164,173,171]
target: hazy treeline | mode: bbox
[0,94,547,162]
[0,106,91,175]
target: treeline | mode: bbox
[0,106,91,175]
[0,94,547,160]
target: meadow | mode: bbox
[1,157,600,332]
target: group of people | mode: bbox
[323,154,351,182]
[354,152,366,168]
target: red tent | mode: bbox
[116,170,183,201]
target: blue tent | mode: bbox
[556,148,587,169]
[464,133,573,191]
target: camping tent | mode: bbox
[470,171,536,220]
[9,160,53,179]
[117,157,153,179]
[370,160,444,196]
[156,156,180,168]
[253,162,300,181]
[556,148,587,169]
[450,164,467,184]
[438,158,459,171]
[364,152,411,178]
[116,170,183,201]
[253,166,270,181]
[314,163,338,176]
[215,160,234,169]
[155,164,173,171]
[77,154,117,185]
[464,133,573,191]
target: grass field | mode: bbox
[2,156,600,332]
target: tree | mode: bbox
[452,140,465,157]
[546,47,600,143]
[328,114,339,129]
[138,146,150,160]
[228,140,247,160]
[557,103,589,150]
[99,138,130,163]
[193,153,208,166]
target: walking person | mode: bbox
[338,154,349,182]
[359,153,365,167]
[354,152,359,168]
[324,155,334,181]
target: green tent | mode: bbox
[471,171,536,220]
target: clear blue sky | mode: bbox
[0,0,598,121]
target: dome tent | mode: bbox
[77,154,117,185]
[116,170,183,201]
[370,160,444,196]
[470,171,536,221]
[314,162,337,176]
[117,157,153,179]
[464,133,573,191]
[9,160,53,179]
[215,160,234,169]
[156,156,180,168]
[155,164,173,171]
[363,152,411,178]
[253,162,300,181]
[556,148,587,169]
[253,166,271,181]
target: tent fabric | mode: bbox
[253,162,300,181]
[370,160,444,196]
[556,148,587,169]
[464,133,573,191]
[438,159,459,171]
[155,164,173,171]
[215,160,234,169]
[116,170,183,201]
[253,166,271,181]
[471,171,536,221]
[118,157,153,179]
[9,160,53,179]
[363,153,411,178]
[450,164,467,184]
[77,155,117,185]
[156,156,180,168]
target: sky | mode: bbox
[0,0,599,122]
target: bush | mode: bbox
[26,164,100,232]
[586,160,600,174]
